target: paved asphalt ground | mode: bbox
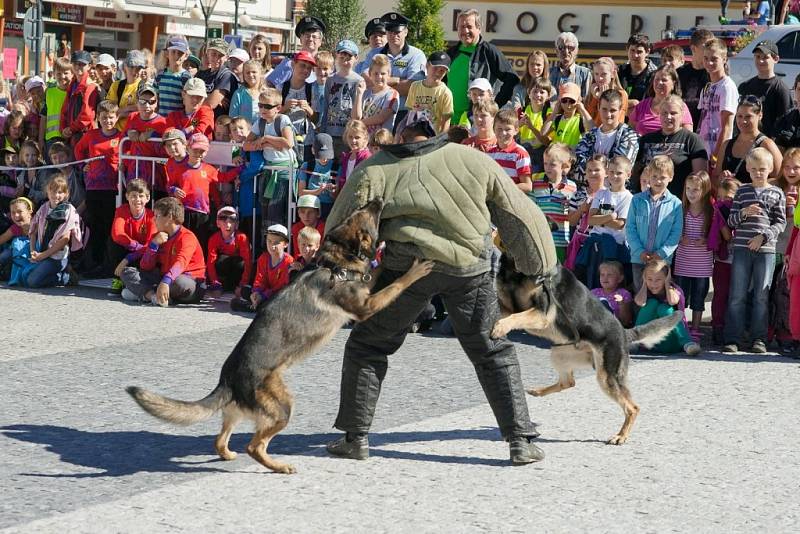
[1,284,799,533]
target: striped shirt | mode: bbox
[487,141,531,183]
[674,210,713,277]
[728,184,786,254]
[156,69,191,116]
[530,174,577,248]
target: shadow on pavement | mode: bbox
[1,424,523,475]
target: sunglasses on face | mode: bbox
[258,102,279,110]
[557,45,577,53]
[217,215,239,223]
[138,98,157,105]
[560,98,576,104]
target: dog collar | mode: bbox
[333,268,372,283]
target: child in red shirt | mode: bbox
[119,197,206,306]
[231,223,293,312]
[291,194,326,254]
[207,205,253,297]
[108,179,157,295]
[165,78,214,139]
[74,99,124,274]
[163,130,234,251]
[124,83,168,191]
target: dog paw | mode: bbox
[607,434,628,445]
[526,387,544,397]
[490,320,510,339]
[217,449,238,461]
[409,259,435,278]
[273,463,297,474]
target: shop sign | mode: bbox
[4,20,24,37]
[17,1,84,24]
[85,8,138,32]
[166,18,207,38]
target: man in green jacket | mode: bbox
[325,119,557,465]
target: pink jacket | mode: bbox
[337,148,372,190]
[30,202,83,260]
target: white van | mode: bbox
[729,25,800,89]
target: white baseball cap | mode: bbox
[95,53,117,67]
[468,78,492,92]
[229,48,250,63]
[24,76,45,92]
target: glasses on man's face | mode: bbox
[138,98,157,106]
[560,98,576,105]
[557,45,577,53]
[258,103,279,110]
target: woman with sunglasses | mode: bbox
[629,65,693,136]
[712,96,782,184]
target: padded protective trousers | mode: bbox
[333,268,538,439]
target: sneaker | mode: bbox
[719,15,729,24]
[65,265,80,286]
[722,343,739,353]
[326,433,369,460]
[150,293,168,307]
[751,340,767,354]
[683,342,702,356]
[121,288,140,302]
[107,277,124,296]
[509,436,545,465]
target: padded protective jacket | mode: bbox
[326,135,556,278]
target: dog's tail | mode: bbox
[126,383,231,426]
[625,311,684,348]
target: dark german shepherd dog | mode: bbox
[127,198,433,473]
[490,254,681,445]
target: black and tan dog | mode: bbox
[127,198,433,474]
[490,253,681,445]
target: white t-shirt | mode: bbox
[593,128,617,156]
[698,75,739,156]
[252,114,294,163]
[590,188,633,244]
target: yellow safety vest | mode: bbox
[44,85,67,141]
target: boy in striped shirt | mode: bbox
[155,36,192,116]
[530,142,577,262]
[723,147,786,354]
[488,109,532,193]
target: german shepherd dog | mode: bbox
[490,254,682,445]
[127,198,433,473]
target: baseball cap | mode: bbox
[95,53,116,67]
[167,35,190,54]
[395,110,437,140]
[297,195,321,210]
[313,133,334,160]
[137,82,158,97]
[185,55,202,69]
[559,82,581,102]
[229,48,250,63]
[188,132,210,150]
[183,77,208,97]
[293,50,317,67]
[71,50,92,65]
[336,40,359,57]
[266,223,289,240]
[217,206,238,220]
[162,128,187,144]
[206,38,230,55]
[428,51,450,70]
[754,40,779,57]
[125,50,147,68]
[468,78,492,92]
[24,76,45,92]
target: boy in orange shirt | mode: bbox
[108,179,157,295]
[120,197,206,306]
[230,223,293,312]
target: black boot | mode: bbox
[326,432,370,460]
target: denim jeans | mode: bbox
[724,248,775,344]
[26,256,68,288]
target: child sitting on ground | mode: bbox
[530,143,577,263]
[206,206,252,298]
[120,197,206,306]
[291,195,326,254]
[230,223,294,312]
[108,179,157,296]
[576,155,633,288]
[289,226,321,282]
[25,175,82,288]
[591,260,634,327]
[297,133,336,219]
[634,259,701,355]
[0,196,33,280]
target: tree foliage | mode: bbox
[305,0,367,52]
[395,0,447,55]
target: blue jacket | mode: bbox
[626,190,684,264]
